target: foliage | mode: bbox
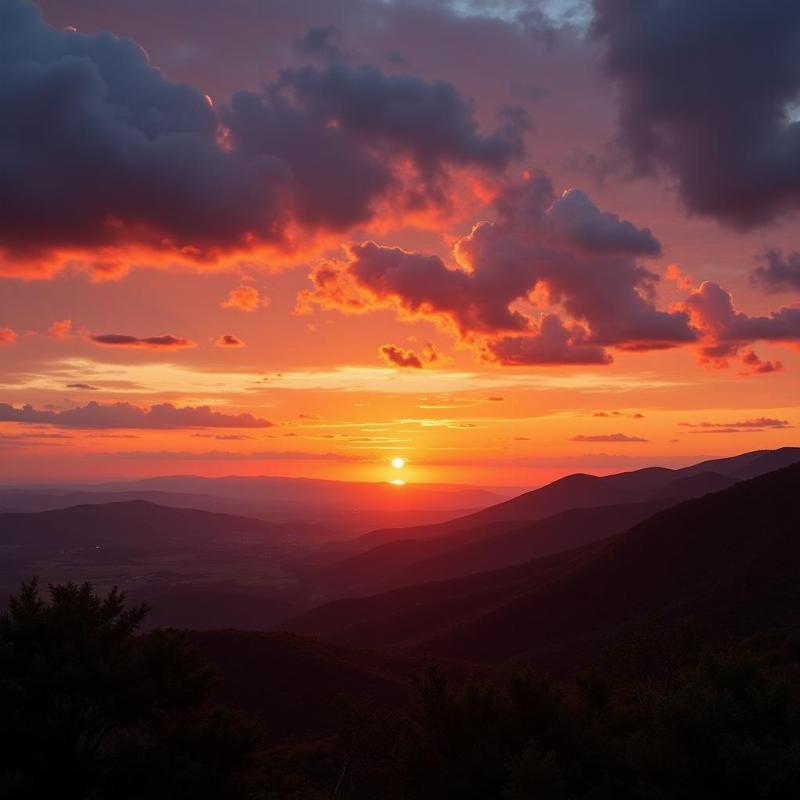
[0,579,259,800]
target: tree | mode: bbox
[0,579,259,800]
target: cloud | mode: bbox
[0,401,273,429]
[752,250,800,293]
[486,315,613,365]
[739,349,783,376]
[379,343,423,369]
[0,327,16,345]
[223,61,525,231]
[679,418,790,431]
[378,342,440,368]
[47,319,71,340]
[293,25,350,64]
[215,334,246,347]
[570,433,649,442]
[90,333,195,349]
[221,285,267,311]
[303,172,693,363]
[593,0,800,228]
[105,449,356,461]
[66,383,99,391]
[488,396,504,401]
[0,1,521,276]
[679,281,800,364]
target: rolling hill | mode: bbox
[350,447,800,550]
[0,500,306,627]
[285,462,800,667]
[304,498,677,597]
[299,448,800,596]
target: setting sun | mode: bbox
[391,457,406,470]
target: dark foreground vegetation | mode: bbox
[2,581,800,799]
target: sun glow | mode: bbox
[391,457,406,469]
[389,478,406,486]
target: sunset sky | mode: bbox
[1,0,798,486]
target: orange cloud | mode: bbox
[0,327,16,345]
[47,319,72,340]
[379,342,441,368]
[301,174,694,365]
[221,285,267,312]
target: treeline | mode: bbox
[2,581,799,799]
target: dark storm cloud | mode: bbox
[0,0,285,267]
[224,61,526,227]
[273,62,526,173]
[593,0,800,228]
[293,25,350,64]
[0,0,523,272]
[752,250,800,293]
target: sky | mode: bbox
[0,0,798,486]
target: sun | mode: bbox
[391,457,406,469]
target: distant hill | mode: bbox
[0,477,504,536]
[352,447,800,549]
[285,462,800,667]
[305,498,677,597]
[86,474,504,512]
[0,501,305,627]
[0,500,288,549]
[301,448,800,595]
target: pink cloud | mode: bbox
[302,172,694,365]
[679,281,800,366]
[0,327,16,346]
[215,334,246,347]
[0,401,272,429]
[90,333,195,349]
[47,319,72,340]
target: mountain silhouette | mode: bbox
[352,447,800,550]
[305,498,677,597]
[285,462,800,666]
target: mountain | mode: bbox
[304,498,677,597]
[0,500,289,549]
[85,474,503,512]
[284,462,800,666]
[351,447,800,549]
[0,501,307,627]
[301,448,800,595]
[0,477,504,536]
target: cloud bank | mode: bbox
[0,0,523,276]
[593,0,800,228]
[0,401,273,429]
